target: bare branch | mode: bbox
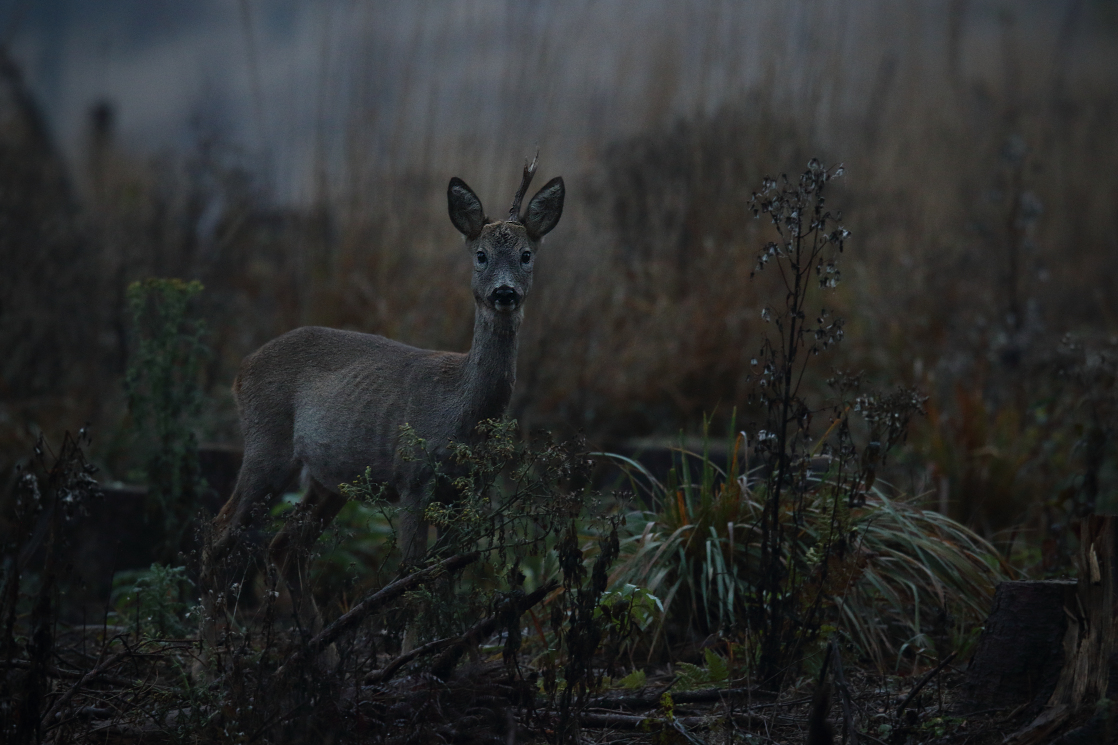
[40,650,129,728]
[429,579,558,679]
[276,551,481,676]
[896,650,957,718]
[365,637,455,685]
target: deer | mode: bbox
[198,155,564,649]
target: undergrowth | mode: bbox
[0,162,1030,745]
[1,419,634,743]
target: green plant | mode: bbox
[124,278,208,561]
[110,563,195,639]
[674,648,730,690]
[615,668,647,689]
[611,435,1010,672]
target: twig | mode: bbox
[365,637,456,685]
[577,710,770,731]
[364,576,555,684]
[428,580,558,679]
[40,650,128,727]
[3,658,137,688]
[590,687,786,711]
[276,550,481,676]
[829,641,859,745]
[577,711,708,730]
[895,651,957,717]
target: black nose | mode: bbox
[491,286,520,307]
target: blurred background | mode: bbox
[1,0,1115,554]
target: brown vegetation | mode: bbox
[1,3,1116,743]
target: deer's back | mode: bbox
[234,326,468,494]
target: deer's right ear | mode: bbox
[448,177,486,240]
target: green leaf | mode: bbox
[703,648,729,683]
[675,662,709,691]
[617,669,647,689]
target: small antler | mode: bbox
[508,151,539,222]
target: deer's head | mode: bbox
[448,156,564,317]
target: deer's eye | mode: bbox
[475,251,488,266]
[520,250,532,265]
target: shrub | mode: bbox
[124,277,208,561]
[110,563,195,639]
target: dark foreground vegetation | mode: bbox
[2,4,1118,743]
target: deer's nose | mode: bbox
[491,286,521,310]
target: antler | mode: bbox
[508,151,539,222]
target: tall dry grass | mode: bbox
[1,1,1115,544]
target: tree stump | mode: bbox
[980,516,1118,745]
[1044,515,1116,708]
[955,579,1076,714]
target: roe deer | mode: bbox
[199,155,564,645]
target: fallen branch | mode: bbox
[3,658,137,688]
[87,720,171,742]
[277,550,481,675]
[367,578,559,686]
[428,580,558,680]
[41,651,129,728]
[577,710,769,730]
[895,651,957,717]
[578,711,708,729]
[590,687,783,711]
[365,637,456,685]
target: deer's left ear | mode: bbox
[523,177,564,240]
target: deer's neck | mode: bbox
[460,306,521,432]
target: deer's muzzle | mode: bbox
[490,286,521,311]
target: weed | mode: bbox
[124,278,208,561]
[110,563,195,639]
[746,160,852,682]
[674,648,730,691]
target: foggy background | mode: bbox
[1,0,1116,534]
[7,1,1112,202]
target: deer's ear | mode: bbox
[448,177,486,239]
[523,177,564,240]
